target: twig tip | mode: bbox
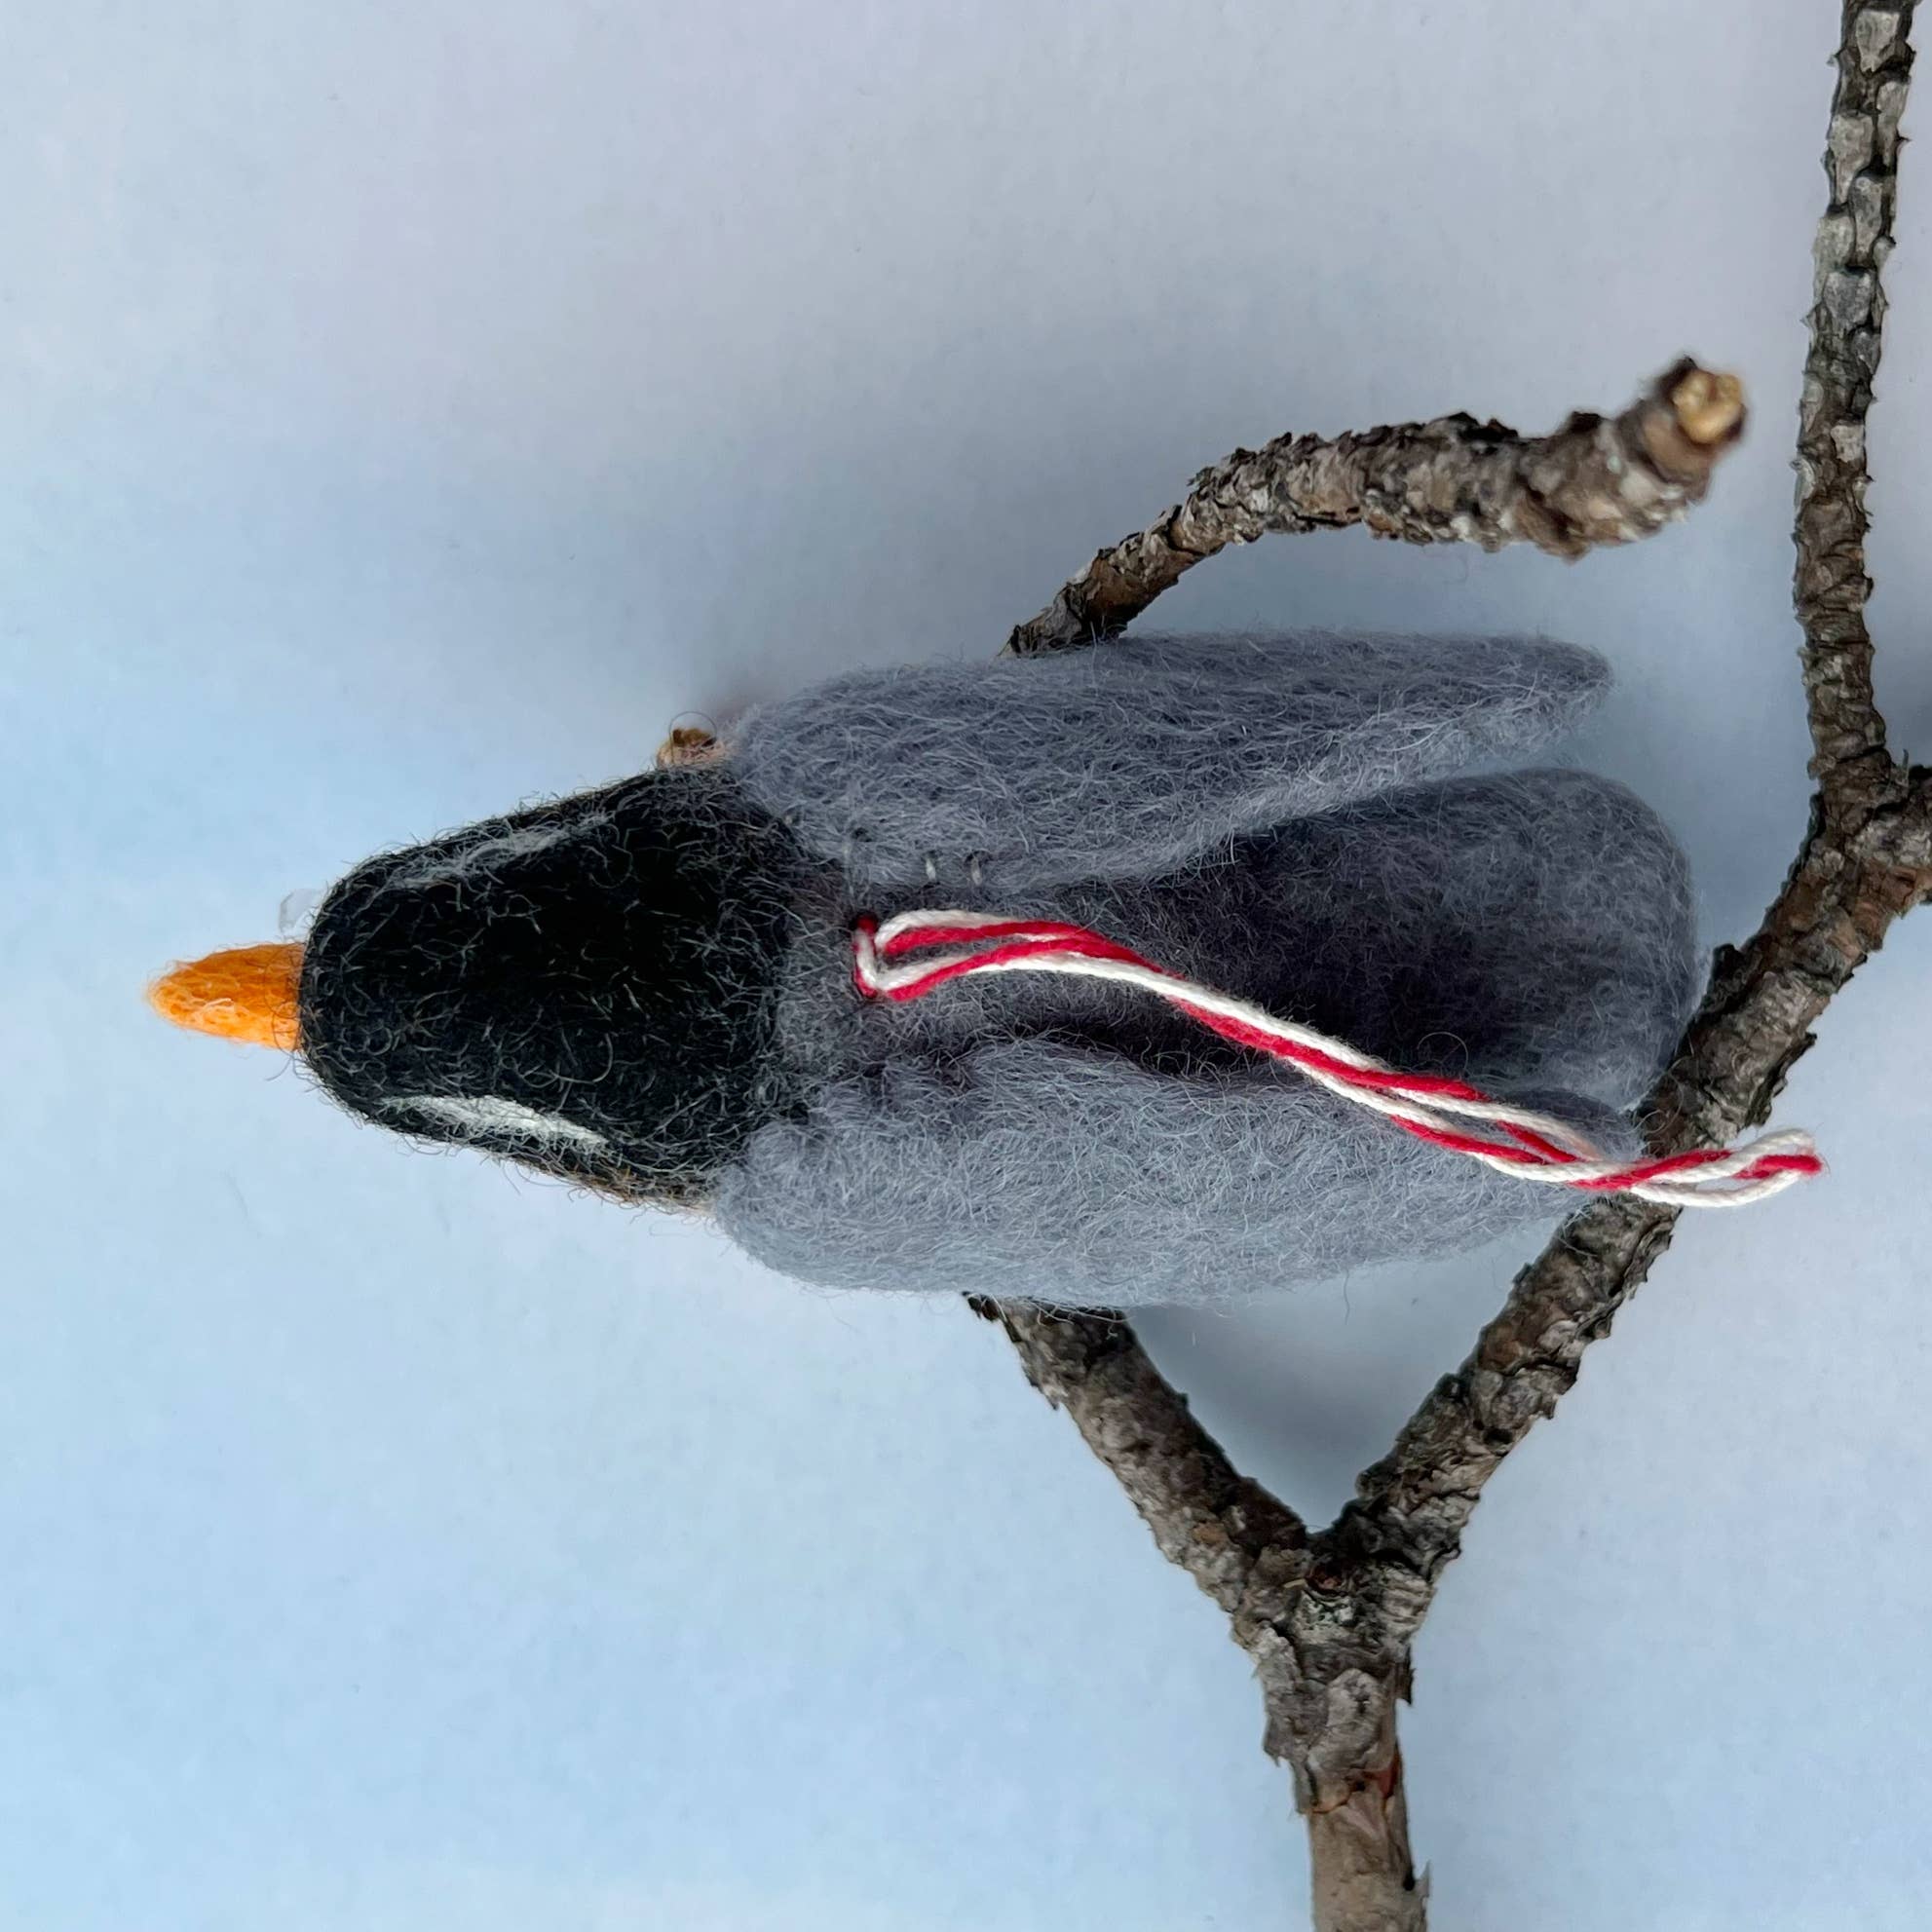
[1670,365,1747,445]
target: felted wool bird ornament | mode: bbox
[150,633,1820,1306]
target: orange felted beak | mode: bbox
[148,943,305,1050]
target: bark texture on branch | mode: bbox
[1799,2,1914,791]
[978,1311,1427,1924]
[985,6,1923,1926]
[1304,1697,1425,1932]
[1004,362,1743,657]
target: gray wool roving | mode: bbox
[731,630,1614,892]
[291,632,1699,1307]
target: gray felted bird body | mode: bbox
[157,634,1704,1307]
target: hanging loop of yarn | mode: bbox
[851,910,1822,1210]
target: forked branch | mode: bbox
[986,6,1925,1927]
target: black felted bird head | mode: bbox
[155,766,814,1206]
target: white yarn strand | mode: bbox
[854,910,1819,1210]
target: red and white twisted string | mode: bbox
[852,909,1822,1209]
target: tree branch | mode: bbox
[1799,1,1915,797]
[983,5,1923,1925]
[1004,360,1744,658]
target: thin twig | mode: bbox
[1004,361,1744,657]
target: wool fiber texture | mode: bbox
[729,631,1611,892]
[718,770,1699,1306]
[295,632,1700,1305]
[299,767,819,1204]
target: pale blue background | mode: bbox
[7,4,1932,1927]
